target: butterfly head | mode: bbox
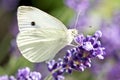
[70,29,78,37]
[67,29,78,44]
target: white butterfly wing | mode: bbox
[17,6,76,62]
[17,29,68,62]
[17,6,67,31]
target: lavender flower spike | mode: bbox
[17,67,42,80]
[47,30,105,80]
[0,67,42,80]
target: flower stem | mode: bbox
[44,74,53,80]
[45,67,63,80]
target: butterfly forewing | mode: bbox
[17,6,67,31]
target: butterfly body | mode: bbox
[17,6,78,62]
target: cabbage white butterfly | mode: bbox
[17,6,78,63]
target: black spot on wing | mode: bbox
[31,21,35,26]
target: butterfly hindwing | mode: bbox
[17,29,68,62]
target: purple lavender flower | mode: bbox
[0,75,16,80]
[0,67,42,80]
[17,67,30,80]
[17,67,42,80]
[29,72,42,80]
[47,31,105,80]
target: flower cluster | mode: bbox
[0,67,42,80]
[0,75,16,80]
[17,67,41,80]
[47,31,105,80]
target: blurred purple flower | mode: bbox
[66,0,102,33]
[65,0,90,30]
[69,14,89,32]
[0,0,20,11]
[0,75,16,80]
[65,0,90,13]
[112,11,120,26]
[91,60,102,75]
[47,31,105,80]
[0,67,42,80]
[34,63,50,80]
[17,67,42,80]
[107,63,120,80]
[10,18,19,38]
[100,12,120,57]
[9,18,20,57]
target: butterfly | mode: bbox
[17,6,78,63]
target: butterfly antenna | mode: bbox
[74,11,81,29]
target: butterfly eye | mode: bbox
[31,21,35,26]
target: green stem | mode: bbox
[44,74,53,80]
